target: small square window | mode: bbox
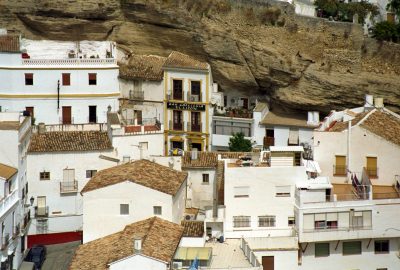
[25,73,33,85]
[120,204,129,215]
[86,170,97,178]
[62,73,71,86]
[88,73,97,85]
[202,174,209,184]
[153,206,162,215]
[375,240,389,254]
[39,171,50,180]
[288,217,295,226]
[258,216,275,227]
[234,186,249,198]
[315,243,330,257]
[343,241,362,255]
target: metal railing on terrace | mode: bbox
[303,224,373,232]
[22,58,117,66]
[60,180,78,193]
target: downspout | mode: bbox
[346,120,351,183]
[57,80,60,110]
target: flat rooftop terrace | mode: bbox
[205,239,252,269]
[332,184,400,201]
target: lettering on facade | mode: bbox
[167,102,205,111]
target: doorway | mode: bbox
[62,106,72,124]
[262,256,274,270]
[89,106,97,123]
[191,143,202,151]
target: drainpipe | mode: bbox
[347,120,351,183]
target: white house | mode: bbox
[0,111,31,270]
[26,127,115,246]
[295,175,400,270]
[163,51,218,153]
[314,96,400,186]
[0,33,119,125]
[81,159,188,243]
[69,217,184,270]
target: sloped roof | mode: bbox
[0,163,17,180]
[328,111,369,132]
[182,151,218,168]
[163,51,208,71]
[261,109,317,128]
[0,35,20,53]
[360,110,400,146]
[181,221,204,237]
[28,131,112,153]
[69,217,183,270]
[119,55,166,81]
[0,121,20,130]
[81,159,188,195]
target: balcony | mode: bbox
[12,224,20,239]
[333,165,347,176]
[263,136,275,148]
[0,190,19,218]
[129,90,144,101]
[187,122,201,132]
[35,206,49,217]
[22,210,31,230]
[187,93,201,102]
[167,91,183,101]
[214,108,253,119]
[60,180,78,194]
[169,120,183,131]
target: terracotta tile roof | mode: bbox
[181,221,204,237]
[182,151,218,168]
[328,111,369,132]
[0,35,20,53]
[28,131,112,153]
[360,110,400,146]
[81,159,188,195]
[0,163,17,180]
[163,51,208,71]
[218,152,251,159]
[69,217,183,270]
[119,54,166,81]
[0,121,20,130]
[261,109,317,128]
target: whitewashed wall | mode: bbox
[112,133,164,161]
[109,254,167,270]
[185,168,216,209]
[83,181,181,243]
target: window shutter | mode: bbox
[62,73,70,85]
[234,186,249,197]
[25,73,33,79]
[89,73,96,80]
[338,212,350,229]
[303,214,314,230]
[326,212,338,221]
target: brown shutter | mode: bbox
[62,73,70,86]
[88,73,96,80]
[25,73,33,79]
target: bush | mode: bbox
[259,7,282,25]
[315,0,379,23]
[372,21,400,42]
[229,132,252,152]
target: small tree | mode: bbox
[229,132,252,152]
[387,0,400,17]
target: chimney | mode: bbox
[38,123,46,134]
[374,97,384,109]
[134,238,142,254]
[364,94,374,109]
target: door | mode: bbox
[37,196,46,216]
[89,106,97,123]
[62,106,72,124]
[262,256,274,270]
[134,110,142,125]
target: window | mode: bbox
[288,128,299,145]
[120,204,129,215]
[233,216,250,228]
[202,174,209,184]
[86,170,97,178]
[153,206,162,215]
[234,186,249,198]
[173,110,183,131]
[191,80,201,98]
[288,217,295,226]
[39,171,50,180]
[62,73,71,86]
[375,240,389,254]
[224,95,227,107]
[88,73,97,85]
[343,241,362,255]
[275,186,291,197]
[25,73,33,85]
[172,79,183,100]
[366,156,378,178]
[258,216,275,227]
[334,155,346,176]
[190,111,201,132]
[139,142,148,151]
[315,243,330,257]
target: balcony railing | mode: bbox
[187,93,201,102]
[59,117,74,125]
[304,224,372,232]
[333,165,347,176]
[23,210,31,230]
[12,225,20,239]
[168,120,183,131]
[1,234,9,250]
[263,136,275,147]
[60,180,78,193]
[35,206,49,217]
[129,90,144,100]
[22,58,117,66]
[187,122,201,132]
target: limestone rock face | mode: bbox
[1,0,399,113]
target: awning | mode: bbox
[174,247,212,261]
[170,136,184,142]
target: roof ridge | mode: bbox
[354,108,376,127]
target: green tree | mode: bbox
[229,132,252,152]
[373,21,398,41]
[387,0,400,17]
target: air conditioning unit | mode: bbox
[190,95,199,102]
[185,214,196,221]
[172,262,182,269]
